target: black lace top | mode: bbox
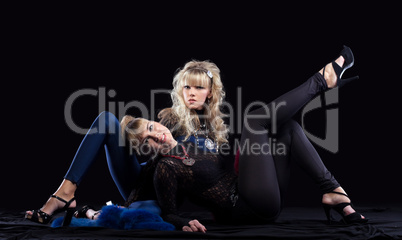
[153,142,237,229]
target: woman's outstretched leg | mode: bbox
[238,50,363,221]
[26,111,141,222]
[238,70,330,220]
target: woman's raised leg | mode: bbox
[237,49,357,220]
[237,71,329,220]
[26,111,141,222]
[64,111,141,199]
[238,47,365,223]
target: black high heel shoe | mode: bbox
[25,195,76,225]
[74,205,94,218]
[323,45,359,88]
[74,205,100,220]
[322,191,368,224]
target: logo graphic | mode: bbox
[301,88,339,153]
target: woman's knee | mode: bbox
[242,115,269,136]
[98,111,118,121]
[96,111,120,133]
[278,119,303,135]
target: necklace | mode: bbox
[193,122,218,151]
[162,145,195,166]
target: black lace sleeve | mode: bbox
[153,158,191,229]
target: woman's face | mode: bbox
[137,120,176,155]
[182,84,212,110]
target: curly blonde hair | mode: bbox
[158,60,228,146]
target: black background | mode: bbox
[2,3,401,211]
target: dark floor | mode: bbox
[1,205,401,240]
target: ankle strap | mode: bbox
[329,191,349,198]
[51,194,76,205]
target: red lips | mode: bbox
[160,133,166,144]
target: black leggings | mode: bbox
[237,72,340,221]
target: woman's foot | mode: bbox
[25,194,77,220]
[320,45,359,88]
[322,187,365,219]
[25,180,77,220]
[74,205,101,220]
[86,209,101,220]
[319,56,345,88]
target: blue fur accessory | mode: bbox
[51,205,175,231]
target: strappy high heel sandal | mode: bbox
[74,205,100,220]
[74,205,94,218]
[322,191,368,224]
[25,195,76,226]
[323,45,359,88]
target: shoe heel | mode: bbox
[340,45,355,71]
[62,208,76,227]
[330,46,358,88]
[337,75,359,88]
[322,204,332,224]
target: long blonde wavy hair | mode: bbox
[158,60,229,146]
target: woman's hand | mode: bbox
[182,219,207,233]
